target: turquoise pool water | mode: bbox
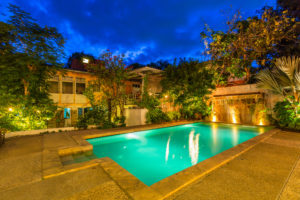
[87,122,271,186]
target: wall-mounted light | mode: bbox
[83,58,89,64]
[8,107,13,112]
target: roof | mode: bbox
[130,66,162,75]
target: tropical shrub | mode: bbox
[256,56,299,129]
[166,111,181,121]
[76,116,89,129]
[273,99,300,129]
[113,116,126,127]
[161,59,215,120]
[146,108,169,124]
[76,106,108,129]
[137,75,169,124]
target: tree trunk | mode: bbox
[107,98,112,123]
[244,67,251,83]
[23,79,29,95]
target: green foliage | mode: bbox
[202,7,298,84]
[256,56,300,129]
[87,50,130,122]
[146,108,170,124]
[78,83,127,129]
[0,97,57,131]
[76,106,108,129]
[256,56,300,102]
[99,121,117,129]
[273,99,300,129]
[161,59,215,119]
[114,116,126,127]
[0,4,64,131]
[180,100,212,120]
[138,75,160,110]
[166,111,181,121]
[138,75,168,124]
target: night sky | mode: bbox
[0,0,276,65]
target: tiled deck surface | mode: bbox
[0,122,299,200]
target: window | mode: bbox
[133,84,140,88]
[49,81,59,93]
[84,107,92,114]
[76,83,85,94]
[64,108,71,119]
[62,82,73,94]
[76,78,86,94]
[78,108,83,117]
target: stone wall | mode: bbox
[211,84,282,125]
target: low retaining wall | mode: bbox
[5,125,97,138]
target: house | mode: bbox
[47,58,162,128]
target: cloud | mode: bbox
[3,0,277,64]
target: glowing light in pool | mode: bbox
[232,126,238,145]
[126,133,139,139]
[211,124,218,153]
[189,130,200,165]
[165,137,170,163]
[212,124,217,145]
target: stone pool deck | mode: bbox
[0,122,299,200]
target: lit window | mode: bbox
[64,108,71,119]
[78,108,83,116]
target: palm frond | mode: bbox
[275,56,299,82]
[256,68,284,96]
[294,58,300,91]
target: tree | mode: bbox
[0,4,65,131]
[202,7,298,85]
[147,59,170,70]
[87,50,131,122]
[277,0,300,20]
[161,59,215,119]
[137,75,169,123]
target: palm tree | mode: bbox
[256,56,300,103]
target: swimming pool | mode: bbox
[87,122,271,186]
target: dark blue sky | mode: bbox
[1,0,276,65]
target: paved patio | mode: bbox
[0,122,299,200]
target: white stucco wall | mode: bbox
[125,108,148,126]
